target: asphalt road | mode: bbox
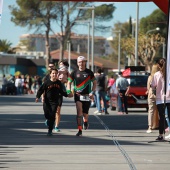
[0,94,170,170]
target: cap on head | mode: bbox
[77,56,87,62]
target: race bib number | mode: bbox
[80,95,90,101]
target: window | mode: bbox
[129,76,148,87]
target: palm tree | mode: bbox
[0,39,12,53]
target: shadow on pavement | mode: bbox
[0,95,151,146]
[0,112,149,146]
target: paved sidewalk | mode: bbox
[0,95,170,170]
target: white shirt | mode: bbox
[15,78,22,87]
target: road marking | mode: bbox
[94,115,137,170]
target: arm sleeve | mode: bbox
[58,82,68,97]
[36,83,46,98]
[116,79,119,88]
[151,75,157,88]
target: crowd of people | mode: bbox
[1,74,42,95]
[1,56,170,141]
[90,57,170,141]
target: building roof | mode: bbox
[93,56,117,69]
[0,52,117,69]
[50,49,117,69]
[50,49,78,60]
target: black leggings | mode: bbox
[157,103,170,134]
[43,103,58,131]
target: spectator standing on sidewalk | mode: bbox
[94,68,109,115]
[21,74,25,94]
[146,64,159,133]
[26,75,33,94]
[67,56,96,136]
[151,58,170,141]
[15,75,22,95]
[35,68,73,136]
[1,74,8,95]
[107,75,115,91]
[116,71,130,114]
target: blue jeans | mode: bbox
[17,86,22,95]
[95,90,108,113]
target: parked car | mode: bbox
[126,75,148,111]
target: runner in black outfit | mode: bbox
[35,68,73,136]
[67,56,96,136]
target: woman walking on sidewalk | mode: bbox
[151,58,170,141]
[146,64,159,133]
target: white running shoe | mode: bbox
[165,134,170,140]
[96,112,102,115]
[94,110,99,114]
[146,129,152,133]
[94,110,102,115]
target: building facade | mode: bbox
[18,32,113,57]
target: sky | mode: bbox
[0,0,159,47]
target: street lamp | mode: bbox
[75,20,90,69]
[77,6,95,72]
[146,27,160,35]
[112,30,121,72]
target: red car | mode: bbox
[126,75,148,111]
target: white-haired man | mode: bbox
[67,56,96,136]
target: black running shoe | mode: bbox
[83,122,89,130]
[156,136,163,141]
[76,130,82,136]
[47,130,53,136]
